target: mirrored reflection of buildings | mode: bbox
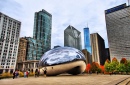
[105,3,130,61]
[64,25,82,50]
[84,27,91,54]
[16,9,52,72]
[90,33,106,65]
[0,12,21,73]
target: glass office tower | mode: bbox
[64,25,82,50]
[33,9,52,52]
[84,27,91,53]
[25,37,43,60]
[105,3,130,61]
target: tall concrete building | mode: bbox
[82,49,91,64]
[90,33,106,65]
[33,9,52,52]
[84,27,91,53]
[0,12,21,73]
[105,3,130,61]
[64,25,82,50]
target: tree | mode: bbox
[126,60,130,73]
[105,59,110,63]
[100,65,105,73]
[120,58,127,65]
[116,63,126,73]
[86,63,91,73]
[104,59,111,72]
[111,57,119,71]
[112,57,118,62]
[90,62,101,73]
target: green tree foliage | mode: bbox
[104,59,111,72]
[105,59,110,63]
[105,57,130,74]
[105,58,119,72]
[116,63,126,72]
[126,60,130,72]
[90,62,101,73]
[111,57,119,71]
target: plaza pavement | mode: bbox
[0,74,130,85]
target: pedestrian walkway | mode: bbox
[116,77,130,85]
[0,74,129,85]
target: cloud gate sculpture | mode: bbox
[39,47,86,76]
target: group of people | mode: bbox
[13,71,19,79]
[24,71,29,78]
[13,67,48,79]
[35,67,47,77]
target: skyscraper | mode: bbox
[64,25,82,50]
[0,12,21,73]
[17,9,52,72]
[33,9,52,52]
[90,33,106,65]
[84,27,91,53]
[105,3,130,61]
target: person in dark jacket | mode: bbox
[13,71,15,79]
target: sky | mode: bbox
[0,0,128,49]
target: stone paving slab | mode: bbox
[0,74,129,85]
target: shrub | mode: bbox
[120,58,127,65]
[90,62,101,73]
[116,63,126,73]
[86,63,91,73]
[29,72,34,76]
[100,65,105,73]
[19,71,24,77]
[1,72,12,78]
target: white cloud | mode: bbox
[0,0,128,49]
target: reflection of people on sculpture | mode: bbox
[42,67,47,77]
[35,69,38,77]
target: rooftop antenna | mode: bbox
[128,0,130,6]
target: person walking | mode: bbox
[44,67,47,77]
[13,71,15,79]
[35,69,38,77]
[26,71,29,78]
[24,71,26,78]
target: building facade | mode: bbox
[17,38,27,62]
[64,25,82,50]
[33,9,52,53]
[84,27,91,53]
[26,37,43,60]
[16,37,42,71]
[82,49,91,64]
[0,12,21,73]
[105,3,130,61]
[105,48,110,61]
[90,33,106,65]
[16,9,52,72]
